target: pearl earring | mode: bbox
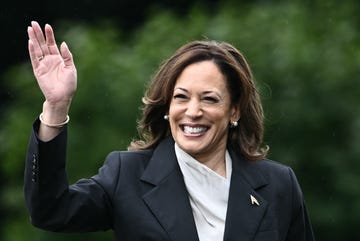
[164,115,169,120]
[231,121,238,127]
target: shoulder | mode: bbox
[105,149,154,161]
[256,158,293,178]
[95,149,155,186]
[235,151,294,180]
[104,149,154,168]
[233,152,300,190]
[254,158,304,198]
[104,136,176,169]
[257,158,298,182]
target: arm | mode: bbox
[25,22,114,232]
[24,120,117,232]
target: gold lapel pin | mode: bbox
[250,195,260,206]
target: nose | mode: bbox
[185,98,202,118]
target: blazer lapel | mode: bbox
[224,150,269,241]
[140,137,199,241]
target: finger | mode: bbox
[45,24,60,55]
[31,21,50,55]
[28,27,44,61]
[28,39,40,70]
[27,26,42,55]
[60,42,75,67]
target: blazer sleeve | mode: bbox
[285,167,315,241]
[24,119,119,232]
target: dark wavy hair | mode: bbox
[129,40,268,161]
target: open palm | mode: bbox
[28,21,77,104]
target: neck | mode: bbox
[195,150,227,177]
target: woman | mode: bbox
[25,21,315,241]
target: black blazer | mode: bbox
[24,120,315,241]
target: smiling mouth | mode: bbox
[181,125,208,134]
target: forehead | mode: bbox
[174,61,228,92]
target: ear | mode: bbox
[230,104,241,122]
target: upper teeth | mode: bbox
[184,126,207,134]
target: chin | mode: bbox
[177,143,205,156]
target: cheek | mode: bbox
[169,120,176,135]
[168,103,183,119]
[213,111,232,128]
[168,105,179,130]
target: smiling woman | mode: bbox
[168,61,237,172]
[130,41,267,163]
[24,21,315,241]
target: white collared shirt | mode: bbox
[175,143,232,241]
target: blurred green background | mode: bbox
[1,0,359,240]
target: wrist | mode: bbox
[41,100,72,124]
[39,113,70,128]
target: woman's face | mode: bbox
[168,60,239,162]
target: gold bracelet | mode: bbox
[39,113,70,128]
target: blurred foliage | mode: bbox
[1,0,359,240]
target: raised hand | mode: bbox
[28,21,77,105]
[28,21,78,140]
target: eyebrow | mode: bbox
[174,87,224,99]
[174,87,188,92]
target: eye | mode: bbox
[173,94,188,100]
[202,96,219,103]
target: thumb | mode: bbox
[60,42,75,67]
